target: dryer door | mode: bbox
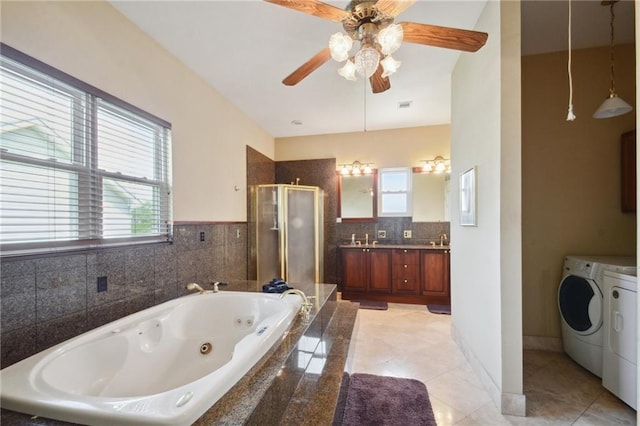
[558,274,603,335]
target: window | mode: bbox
[0,45,172,255]
[378,167,412,216]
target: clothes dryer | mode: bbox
[557,256,636,378]
[602,271,637,409]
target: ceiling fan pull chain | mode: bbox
[566,0,576,121]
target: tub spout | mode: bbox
[186,283,206,294]
[280,289,313,317]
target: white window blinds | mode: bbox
[0,46,172,255]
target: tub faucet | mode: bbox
[280,289,313,317]
[186,283,206,294]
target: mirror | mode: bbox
[338,173,376,221]
[338,170,450,222]
[412,172,450,222]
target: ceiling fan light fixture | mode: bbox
[329,32,353,62]
[380,55,401,78]
[377,23,403,55]
[338,59,358,81]
[355,46,380,78]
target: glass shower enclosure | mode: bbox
[249,184,323,285]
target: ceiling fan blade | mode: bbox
[283,47,332,86]
[375,0,416,17]
[264,0,350,22]
[399,21,488,52]
[370,64,391,94]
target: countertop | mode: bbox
[339,244,450,250]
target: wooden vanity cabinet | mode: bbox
[340,246,450,305]
[392,249,420,295]
[341,247,391,293]
[421,249,450,299]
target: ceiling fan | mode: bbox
[264,0,488,94]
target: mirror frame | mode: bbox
[337,170,378,222]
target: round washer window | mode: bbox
[558,275,602,334]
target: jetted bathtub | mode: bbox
[0,291,303,425]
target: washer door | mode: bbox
[558,274,602,335]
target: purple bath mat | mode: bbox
[427,304,451,315]
[336,373,436,426]
[353,300,388,310]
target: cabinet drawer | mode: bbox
[393,265,419,280]
[392,277,420,294]
[392,249,419,265]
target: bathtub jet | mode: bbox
[0,291,302,425]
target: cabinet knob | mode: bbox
[403,249,407,253]
[404,264,408,268]
[404,279,408,283]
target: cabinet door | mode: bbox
[392,249,420,294]
[369,249,392,293]
[421,250,450,296]
[341,248,368,292]
[621,130,636,213]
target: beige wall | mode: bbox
[275,125,450,169]
[522,44,636,340]
[1,1,274,222]
[451,0,524,413]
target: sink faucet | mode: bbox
[280,289,314,317]
[365,233,369,246]
[439,233,448,246]
[186,282,206,294]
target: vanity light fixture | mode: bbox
[420,156,450,174]
[339,161,374,176]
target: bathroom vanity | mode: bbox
[340,245,450,305]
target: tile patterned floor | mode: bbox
[345,302,636,425]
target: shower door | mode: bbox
[252,184,323,285]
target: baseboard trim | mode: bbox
[522,335,563,352]
[451,324,527,417]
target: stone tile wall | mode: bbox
[0,223,247,368]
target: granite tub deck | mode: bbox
[1,281,359,426]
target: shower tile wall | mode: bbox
[246,145,276,281]
[0,223,247,368]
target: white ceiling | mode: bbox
[109,0,635,138]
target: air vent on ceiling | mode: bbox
[398,101,412,109]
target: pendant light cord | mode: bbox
[608,2,616,96]
[566,0,576,121]
[363,77,367,132]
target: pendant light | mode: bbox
[593,1,632,119]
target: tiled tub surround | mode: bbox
[0,223,248,369]
[1,291,303,425]
[1,281,359,425]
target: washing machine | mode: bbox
[602,270,637,409]
[557,256,636,378]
